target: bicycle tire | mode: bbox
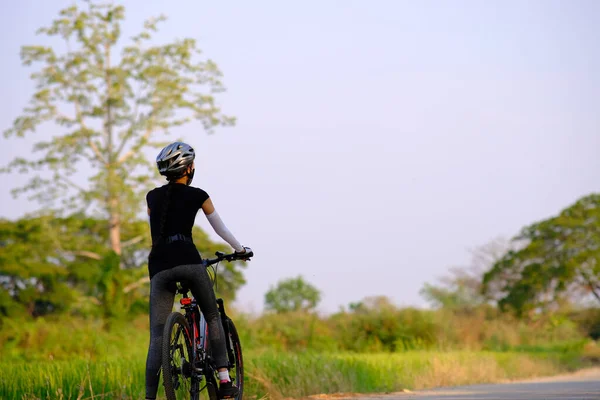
[162,312,194,400]
[225,318,244,399]
[202,318,244,400]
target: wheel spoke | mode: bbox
[163,313,195,400]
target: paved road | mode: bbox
[355,369,600,400]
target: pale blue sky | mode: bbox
[1,1,599,313]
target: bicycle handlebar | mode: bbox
[174,251,253,295]
[204,250,254,266]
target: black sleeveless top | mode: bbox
[146,183,209,279]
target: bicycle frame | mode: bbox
[174,273,238,397]
[178,289,236,370]
[177,289,214,397]
[166,250,251,399]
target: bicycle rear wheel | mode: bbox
[162,312,194,400]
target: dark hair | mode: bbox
[156,182,175,246]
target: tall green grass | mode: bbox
[0,312,593,399]
[0,350,587,400]
[0,309,588,362]
[245,350,585,398]
[1,359,144,400]
[0,317,148,362]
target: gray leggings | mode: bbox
[145,264,229,399]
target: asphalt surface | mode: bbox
[355,369,600,400]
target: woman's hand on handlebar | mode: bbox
[235,246,253,260]
[206,248,254,266]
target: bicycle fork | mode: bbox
[217,298,236,368]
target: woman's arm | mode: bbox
[201,198,245,253]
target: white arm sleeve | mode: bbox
[205,210,244,252]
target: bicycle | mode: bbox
[161,250,253,400]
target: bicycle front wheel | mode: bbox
[203,317,244,400]
[162,312,194,400]
[225,318,244,399]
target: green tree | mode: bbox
[0,214,97,316]
[334,296,438,352]
[264,276,321,313]
[347,295,397,313]
[0,214,246,317]
[482,194,600,316]
[421,238,509,310]
[3,1,234,257]
[0,214,155,317]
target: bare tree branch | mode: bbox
[117,126,153,164]
[73,250,102,260]
[74,98,107,165]
[122,235,144,248]
[64,36,108,167]
[114,81,146,159]
[123,276,149,293]
[89,139,105,164]
[57,175,86,194]
[580,269,600,304]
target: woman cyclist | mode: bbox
[145,141,251,400]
